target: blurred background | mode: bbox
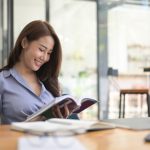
[1,0,150,120]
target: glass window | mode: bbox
[14,0,45,41]
[0,0,3,67]
[98,0,150,118]
[50,0,97,120]
[0,0,8,67]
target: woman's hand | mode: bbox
[51,103,70,118]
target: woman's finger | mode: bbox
[56,105,63,118]
[51,107,57,118]
[64,103,70,118]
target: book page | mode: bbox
[11,121,87,133]
[18,136,86,150]
[47,118,115,131]
[47,118,96,126]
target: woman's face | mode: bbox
[20,35,54,71]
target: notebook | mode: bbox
[11,118,115,135]
[47,118,116,131]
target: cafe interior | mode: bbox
[1,0,150,121]
[1,1,150,150]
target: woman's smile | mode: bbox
[34,59,44,68]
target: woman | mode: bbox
[0,20,70,124]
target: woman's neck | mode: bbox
[14,63,41,96]
[14,62,36,79]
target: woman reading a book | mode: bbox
[0,20,71,124]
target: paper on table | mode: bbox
[18,136,86,150]
[11,121,86,135]
[47,118,116,131]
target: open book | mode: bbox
[11,119,115,135]
[25,95,97,122]
[47,118,116,131]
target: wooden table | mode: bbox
[1,125,150,150]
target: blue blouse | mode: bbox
[0,68,54,124]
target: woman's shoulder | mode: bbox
[0,69,11,92]
[0,69,10,93]
[0,69,11,80]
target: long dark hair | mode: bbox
[1,20,62,97]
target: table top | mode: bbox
[1,125,150,150]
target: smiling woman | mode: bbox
[19,36,54,72]
[0,20,71,124]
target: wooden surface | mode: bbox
[120,89,149,94]
[0,125,150,150]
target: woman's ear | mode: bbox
[21,37,28,49]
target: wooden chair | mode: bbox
[119,89,150,118]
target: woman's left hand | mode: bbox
[51,103,70,118]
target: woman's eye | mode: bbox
[39,48,44,52]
